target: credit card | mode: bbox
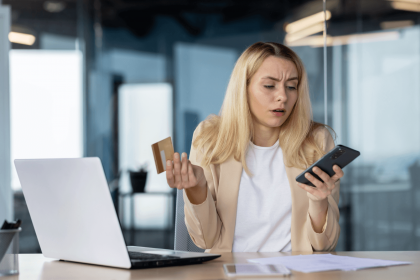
[151,137,174,174]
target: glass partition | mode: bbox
[5,0,82,253]
[5,0,420,252]
[326,0,420,251]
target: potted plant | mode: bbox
[129,164,148,193]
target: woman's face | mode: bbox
[248,55,299,129]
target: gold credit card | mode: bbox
[151,137,175,174]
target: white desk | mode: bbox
[4,251,420,279]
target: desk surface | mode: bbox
[4,251,420,279]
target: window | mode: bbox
[10,50,83,190]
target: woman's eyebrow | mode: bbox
[262,76,298,82]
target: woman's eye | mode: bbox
[287,86,297,90]
[264,85,274,89]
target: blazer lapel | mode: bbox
[284,164,312,251]
[215,155,243,251]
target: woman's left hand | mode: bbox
[297,165,344,201]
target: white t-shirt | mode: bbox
[232,139,292,252]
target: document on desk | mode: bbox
[248,254,411,273]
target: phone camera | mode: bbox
[331,148,346,160]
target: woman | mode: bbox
[166,42,343,253]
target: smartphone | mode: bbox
[223,263,291,277]
[295,145,360,187]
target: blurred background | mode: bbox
[0,0,419,253]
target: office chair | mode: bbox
[174,189,205,252]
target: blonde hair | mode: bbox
[193,42,333,174]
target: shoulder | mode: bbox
[312,125,336,153]
[192,116,220,140]
[190,118,222,168]
[192,121,206,141]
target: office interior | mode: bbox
[0,0,419,254]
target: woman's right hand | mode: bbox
[166,152,207,204]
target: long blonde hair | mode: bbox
[193,42,332,174]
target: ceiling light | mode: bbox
[8,32,36,45]
[390,1,420,12]
[285,23,324,43]
[286,35,333,47]
[286,31,399,48]
[285,11,331,34]
[43,1,66,13]
[388,0,420,4]
[333,32,399,46]
[380,20,414,29]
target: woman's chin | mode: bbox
[265,120,284,128]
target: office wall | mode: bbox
[87,49,169,229]
[174,43,237,154]
[109,49,166,83]
[87,49,167,182]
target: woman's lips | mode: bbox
[272,111,285,117]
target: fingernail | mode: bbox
[174,153,179,159]
[182,152,187,158]
[167,160,171,166]
[306,173,311,178]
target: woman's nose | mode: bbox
[276,87,288,102]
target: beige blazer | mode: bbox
[183,124,340,253]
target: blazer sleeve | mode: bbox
[305,127,341,251]
[183,124,222,249]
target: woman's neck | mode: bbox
[252,121,281,147]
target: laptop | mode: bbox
[14,158,220,269]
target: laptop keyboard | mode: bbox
[128,251,181,261]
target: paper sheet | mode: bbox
[248,254,411,273]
